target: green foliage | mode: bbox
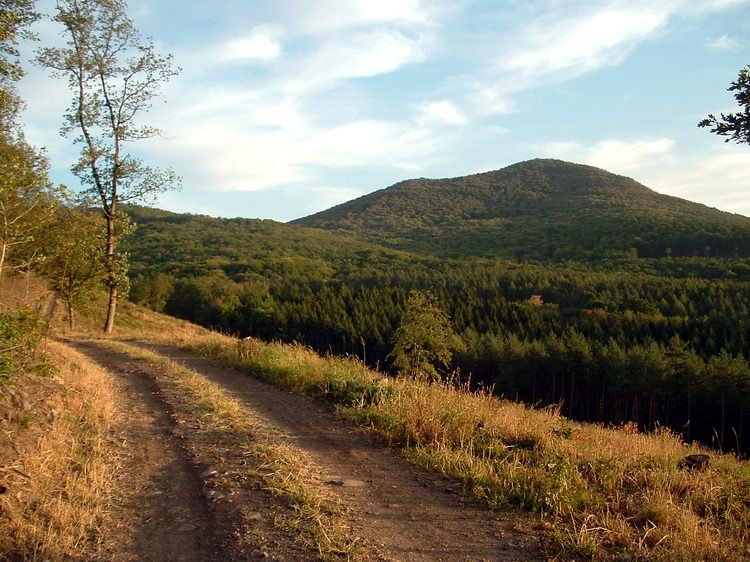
[0,0,38,128]
[37,0,179,333]
[122,205,411,283]
[699,65,750,147]
[0,130,57,279]
[295,159,750,260]
[389,290,457,380]
[121,165,750,454]
[40,202,107,328]
[0,0,38,83]
[0,309,50,383]
[130,271,173,311]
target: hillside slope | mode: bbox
[123,205,415,283]
[294,159,750,260]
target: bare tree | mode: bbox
[37,0,179,333]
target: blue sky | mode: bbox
[17,0,750,221]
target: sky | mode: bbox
[16,0,750,221]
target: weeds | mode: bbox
[0,310,54,383]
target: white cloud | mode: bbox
[143,105,441,193]
[502,7,668,87]
[471,0,748,114]
[220,29,282,62]
[471,85,516,115]
[291,30,429,92]
[315,120,436,168]
[470,2,673,114]
[536,137,676,172]
[12,0,476,201]
[693,0,750,10]
[585,138,676,171]
[417,101,466,125]
[279,0,431,34]
[651,151,750,214]
[709,34,742,50]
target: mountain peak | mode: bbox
[293,159,750,260]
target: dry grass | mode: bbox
[0,340,121,561]
[61,296,207,341]
[172,331,750,561]
[99,339,365,561]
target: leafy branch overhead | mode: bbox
[699,65,750,147]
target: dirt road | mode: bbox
[74,340,545,562]
[73,341,224,561]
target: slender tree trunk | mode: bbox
[569,372,575,418]
[559,373,565,414]
[551,372,557,404]
[45,295,58,330]
[685,385,693,443]
[720,392,726,452]
[103,213,117,334]
[67,299,74,330]
[739,404,744,454]
[0,240,7,282]
[24,266,31,303]
[739,404,744,455]
[649,391,655,430]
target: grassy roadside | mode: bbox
[0,340,121,561]
[168,331,750,561]
[98,339,366,561]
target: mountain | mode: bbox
[293,159,750,260]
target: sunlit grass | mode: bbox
[0,341,120,560]
[100,339,365,561]
[170,330,750,561]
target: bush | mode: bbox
[0,310,52,384]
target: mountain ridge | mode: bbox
[292,158,750,260]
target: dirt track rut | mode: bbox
[134,342,545,562]
[74,342,223,561]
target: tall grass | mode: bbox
[176,331,750,561]
[0,341,120,560]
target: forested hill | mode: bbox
[122,205,417,282]
[293,159,750,260]
[123,200,750,455]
